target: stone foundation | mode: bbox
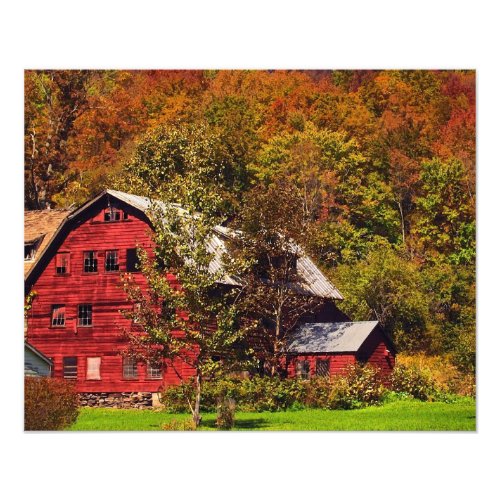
[79,392,155,409]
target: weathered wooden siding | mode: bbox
[356,328,395,378]
[286,353,357,378]
[26,204,193,392]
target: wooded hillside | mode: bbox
[24,70,475,370]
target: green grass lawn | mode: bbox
[69,398,475,431]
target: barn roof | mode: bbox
[287,321,379,353]
[25,342,53,366]
[25,189,344,300]
[24,209,71,277]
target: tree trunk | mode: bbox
[270,315,281,377]
[192,370,202,428]
[397,200,405,245]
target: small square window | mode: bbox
[63,357,77,379]
[55,252,70,274]
[78,304,93,326]
[104,207,121,222]
[146,362,163,379]
[86,357,101,380]
[315,359,330,377]
[296,360,310,380]
[51,305,66,327]
[105,250,119,271]
[123,357,138,379]
[83,251,98,273]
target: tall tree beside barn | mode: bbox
[228,181,323,376]
[121,174,244,427]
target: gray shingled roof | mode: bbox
[107,190,343,299]
[32,189,343,300]
[287,321,379,353]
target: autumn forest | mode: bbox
[24,70,476,374]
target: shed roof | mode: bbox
[287,321,379,353]
[24,209,71,276]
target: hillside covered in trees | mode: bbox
[24,70,475,372]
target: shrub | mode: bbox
[25,377,79,431]
[302,364,386,410]
[162,419,196,431]
[161,382,196,413]
[328,364,387,409]
[216,397,236,429]
[161,376,306,413]
[161,366,387,414]
[390,364,438,401]
[396,353,475,397]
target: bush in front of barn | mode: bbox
[389,363,439,401]
[161,376,305,413]
[161,365,387,413]
[25,377,79,431]
[304,363,387,410]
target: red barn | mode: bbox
[25,189,395,408]
[286,322,395,380]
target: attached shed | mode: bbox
[286,321,395,379]
[25,342,53,377]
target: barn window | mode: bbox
[83,251,98,273]
[78,304,93,326]
[86,357,101,380]
[25,236,43,261]
[126,248,140,272]
[55,252,70,274]
[63,357,77,379]
[123,357,138,379]
[296,360,310,380]
[104,206,121,222]
[315,359,330,377]
[105,250,119,271]
[51,305,66,327]
[146,362,163,379]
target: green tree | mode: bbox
[421,262,475,371]
[227,182,323,376]
[25,70,92,208]
[119,121,245,214]
[334,240,431,352]
[414,157,475,265]
[251,122,400,247]
[121,192,244,428]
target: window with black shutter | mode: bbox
[126,248,140,272]
[63,357,77,379]
[315,359,330,377]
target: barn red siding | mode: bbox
[25,204,193,393]
[286,353,357,378]
[356,328,395,378]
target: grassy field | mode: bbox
[69,398,475,431]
